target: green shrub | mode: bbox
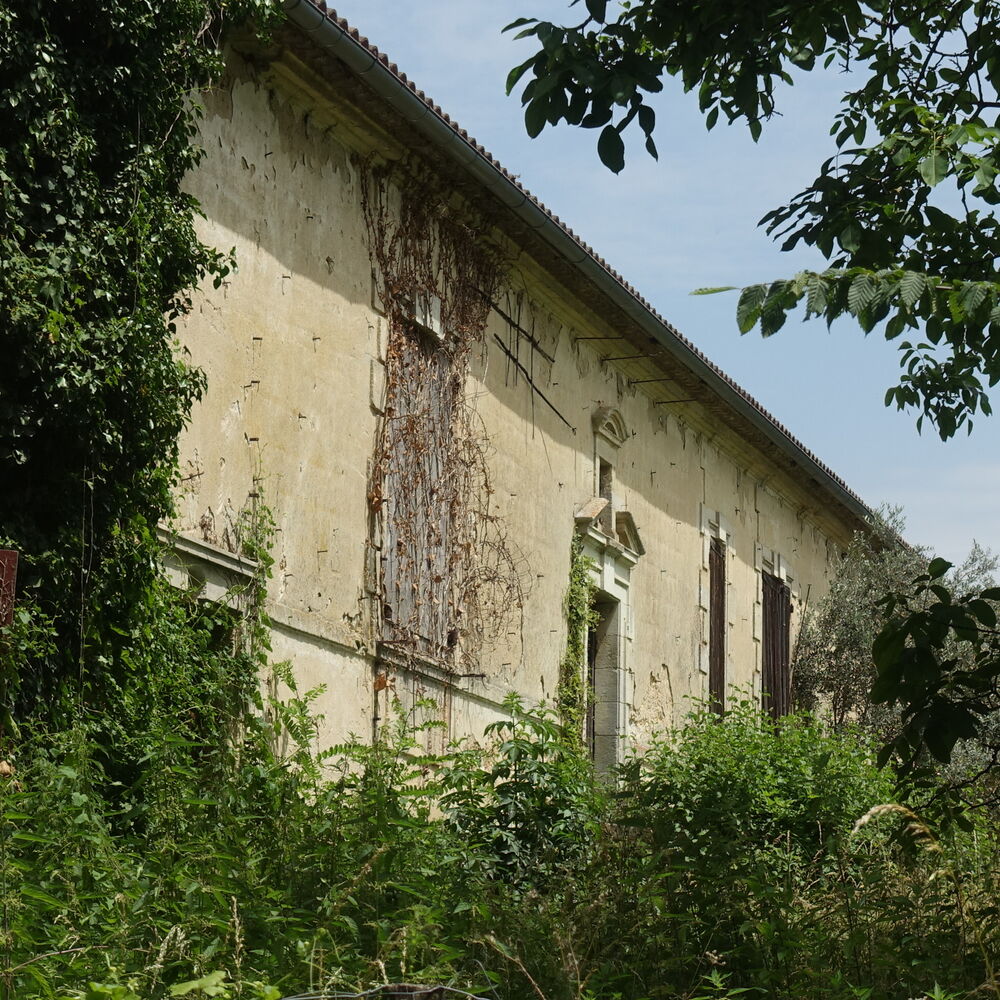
[440,695,604,889]
[5,685,997,1000]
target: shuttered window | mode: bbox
[708,536,725,714]
[761,570,792,718]
[380,327,455,658]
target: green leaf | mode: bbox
[872,626,907,684]
[899,271,927,309]
[21,884,63,908]
[503,17,538,32]
[805,274,828,315]
[581,103,613,129]
[169,971,228,997]
[918,151,949,187]
[11,831,54,844]
[924,717,959,763]
[736,284,767,333]
[847,273,876,315]
[968,599,997,628]
[506,58,535,96]
[84,986,141,1000]
[637,104,655,138]
[759,281,791,336]
[973,160,997,192]
[691,286,737,295]
[585,0,608,22]
[839,221,862,253]
[927,557,952,579]
[524,99,548,138]
[959,281,988,317]
[597,125,625,173]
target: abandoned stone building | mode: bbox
[165,1,874,765]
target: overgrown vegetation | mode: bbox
[0,0,273,723]
[3,4,998,1000]
[4,696,999,999]
[360,161,523,667]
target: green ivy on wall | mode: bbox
[0,0,274,725]
[558,532,598,740]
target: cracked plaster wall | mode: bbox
[173,50,858,752]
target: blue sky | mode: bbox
[330,0,1000,564]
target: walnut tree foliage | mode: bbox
[506,0,1000,440]
[0,0,267,722]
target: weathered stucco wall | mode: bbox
[172,48,859,754]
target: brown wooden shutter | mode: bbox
[761,570,792,719]
[708,537,725,714]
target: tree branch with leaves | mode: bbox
[506,0,1000,438]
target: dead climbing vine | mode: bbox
[361,159,524,669]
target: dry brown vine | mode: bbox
[361,159,524,670]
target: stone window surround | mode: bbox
[574,404,640,772]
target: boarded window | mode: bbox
[708,537,725,714]
[380,326,455,659]
[761,570,792,719]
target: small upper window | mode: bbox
[598,459,614,533]
[592,405,629,449]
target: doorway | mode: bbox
[585,596,621,774]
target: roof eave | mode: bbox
[280,0,874,529]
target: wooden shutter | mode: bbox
[380,328,454,658]
[708,537,725,714]
[761,570,792,719]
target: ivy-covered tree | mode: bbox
[506,0,1000,440]
[0,0,264,722]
